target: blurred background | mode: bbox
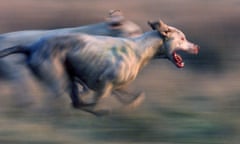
[0,0,240,143]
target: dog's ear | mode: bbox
[148,20,170,37]
[148,20,159,30]
[158,20,170,37]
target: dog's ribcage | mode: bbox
[69,36,140,89]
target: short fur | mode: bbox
[0,10,143,109]
[0,20,199,115]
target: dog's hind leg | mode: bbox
[28,56,69,97]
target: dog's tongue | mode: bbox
[173,52,184,68]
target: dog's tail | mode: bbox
[0,45,29,58]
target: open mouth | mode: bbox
[172,52,184,68]
[172,46,199,68]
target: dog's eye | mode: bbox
[181,37,185,41]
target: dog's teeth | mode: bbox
[181,62,185,67]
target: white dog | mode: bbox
[0,10,143,110]
[0,20,199,115]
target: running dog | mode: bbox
[0,10,143,108]
[0,20,199,115]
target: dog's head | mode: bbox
[148,20,199,68]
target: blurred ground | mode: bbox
[0,0,240,144]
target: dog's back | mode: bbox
[0,11,141,49]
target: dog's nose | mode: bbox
[194,44,200,54]
[196,44,200,50]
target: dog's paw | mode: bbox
[126,92,145,109]
[71,102,96,109]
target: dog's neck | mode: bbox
[133,30,164,70]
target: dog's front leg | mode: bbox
[70,82,104,116]
[70,81,82,108]
[113,89,145,108]
[70,80,95,108]
[76,82,113,116]
[74,78,91,95]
